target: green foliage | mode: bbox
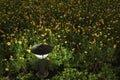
[98,63,118,80]
[52,68,81,80]
[16,73,33,80]
[49,46,72,66]
[0,0,120,80]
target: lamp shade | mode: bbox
[31,44,53,55]
[30,44,53,59]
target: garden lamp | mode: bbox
[30,44,54,78]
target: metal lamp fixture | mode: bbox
[30,44,54,78]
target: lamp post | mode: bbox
[30,44,53,78]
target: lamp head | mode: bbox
[31,44,53,59]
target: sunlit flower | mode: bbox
[100,18,104,24]
[41,33,46,37]
[107,33,110,36]
[107,27,112,30]
[6,42,11,46]
[104,35,107,38]
[31,20,35,26]
[24,38,28,43]
[100,41,103,46]
[19,56,24,60]
[107,38,111,41]
[83,60,86,63]
[43,39,46,42]
[84,51,88,54]
[79,17,83,20]
[64,14,66,17]
[57,35,61,38]
[89,46,92,49]
[78,43,81,45]
[99,47,102,50]
[5,67,9,71]
[65,29,70,32]
[113,44,117,49]
[90,39,96,44]
[46,57,50,61]
[10,34,15,37]
[65,41,67,44]
[99,32,102,36]
[3,59,7,61]
[45,28,52,34]
[14,38,18,44]
[9,55,14,61]
[22,36,25,39]
[77,29,80,32]
[113,20,118,23]
[18,41,22,45]
[26,49,31,53]
[94,33,99,37]
[93,25,96,28]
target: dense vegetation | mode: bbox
[0,0,120,80]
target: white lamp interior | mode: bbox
[34,54,48,59]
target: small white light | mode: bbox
[34,54,48,59]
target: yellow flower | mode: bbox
[99,32,102,36]
[107,38,111,41]
[18,41,22,45]
[41,33,46,37]
[26,49,31,53]
[46,57,50,61]
[10,34,15,37]
[104,35,107,38]
[94,33,99,37]
[100,43,103,46]
[3,59,7,61]
[5,67,9,71]
[89,46,92,49]
[65,41,67,44]
[78,43,81,45]
[113,44,117,49]
[83,60,86,63]
[6,42,11,46]
[95,58,97,60]
[90,39,96,44]
[72,48,75,51]
[31,20,35,26]
[100,41,103,46]
[43,39,46,42]
[79,17,83,20]
[24,39,28,43]
[84,51,88,54]
[19,57,24,60]
[9,55,14,61]
[100,18,104,24]
[57,35,61,38]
